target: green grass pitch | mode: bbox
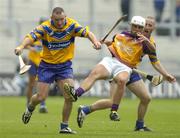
[0,96,180,138]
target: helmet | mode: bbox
[131,16,145,27]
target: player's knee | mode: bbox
[116,78,128,87]
[147,96,151,103]
[141,95,151,104]
[116,74,129,86]
[37,93,46,102]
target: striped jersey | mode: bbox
[26,17,89,64]
[147,37,159,65]
[108,31,158,68]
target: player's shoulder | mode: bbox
[149,36,154,41]
[36,20,51,30]
[41,20,51,26]
[115,31,131,39]
[149,36,156,44]
[66,17,81,26]
[66,17,77,23]
[35,20,51,30]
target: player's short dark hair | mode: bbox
[52,7,64,14]
[146,16,155,20]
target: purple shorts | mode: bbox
[126,72,142,86]
[38,60,73,83]
[28,60,38,76]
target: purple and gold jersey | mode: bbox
[108,31,158,68]
[28,40,42,66]
[26,17,89,64]
[147,36,159,65]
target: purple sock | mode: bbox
[82,106,92,115]
[60,122,68,129]
[111,104,119,111]
[76,87,85,97]
[136,120,144,129]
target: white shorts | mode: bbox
[98,57,132,80]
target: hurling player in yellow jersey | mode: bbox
[107,16,176,131]
[26,18,48,113]
[14,7,101,134]
[64,16,176,131]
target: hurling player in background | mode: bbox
[26,17,48,113]
[141,16,176,82]
[65,16,176,131]
[14,7,101,134]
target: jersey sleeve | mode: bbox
[26,25,45,42]
[146,37,159,64]
[142,36,155,54]
[73,21,89,37]
[148,46,160,64]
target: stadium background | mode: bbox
[0,1,180,138]
[0,0,180,97]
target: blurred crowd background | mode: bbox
[0,0,179,97]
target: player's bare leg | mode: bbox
[26,74,48,113]
[77,98,113,128]
[64,64,110,102]
[26,75,36,104]
[64,64,110,127]
[57,79,76,134]
[80,81,115,113]
[127,80,152,131]
[22,82,49,124]
[109,71,129,121]
[77,81,116,128]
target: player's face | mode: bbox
[143,19,155,37]
[131,24,144,35]
[51,12,66,29]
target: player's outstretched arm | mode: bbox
[87,31,102,50]
[152,62,176,83]
[14,37,33,55]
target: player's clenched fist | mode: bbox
[14,45,24,55]
[93,41,102,50]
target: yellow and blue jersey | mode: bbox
[108,31,158,68]
[28,40,42,66]
[26,17,89,64]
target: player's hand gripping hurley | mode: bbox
[15,46,31,75]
